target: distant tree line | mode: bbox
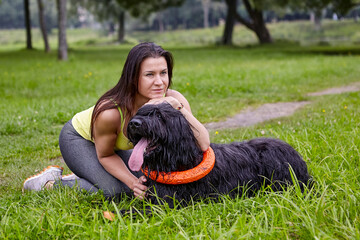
[0,0,359,60]
[0,0,68,30]
[1,0,358,31]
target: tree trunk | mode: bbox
[310,12,315,23]
[117,11,125,43]
[252,9,272,44]
[109,22,115,35]
[157,12,164,32]
[201,0,210,28]
[240,0,272,44]
[57,0,67,61]
[222,0,272,45]
[222,0,236,45]
[314,9,322,31]
[37,0,50,52]
[24,0,32,49]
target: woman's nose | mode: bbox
[156,73,166,83]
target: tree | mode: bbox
[24,0,33,49]
[222,0,272,45]
[155,11,165,32]
[149,0,222,31]
[71,0,184,41]
[332,0,360,16]
[117,10,125,42]
[201,0,211,28]
[57,0,67,60]
[299,0,331,30]
[0,0,26,29]
[118,0,184,17]
[69,0,126,43]
[116,0,185,35]
[289,0,360,29]
[222,0,236,45]
[37,0,50,52]
[221,0,360,45]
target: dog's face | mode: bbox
[127,103,202,172]
[127,103,184,146]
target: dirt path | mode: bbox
[205,82,360,130]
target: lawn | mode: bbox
[1,22,360,239]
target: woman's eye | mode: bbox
[161,71,167,75]
[146,73,153,77]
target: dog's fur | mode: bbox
[127,103,311,206]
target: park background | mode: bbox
[1,0,360,239]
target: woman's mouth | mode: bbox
[152,89,164,93]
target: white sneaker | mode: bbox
[23,165,63,191]
[62,173,80,181]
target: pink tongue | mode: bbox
[129,138,149,171]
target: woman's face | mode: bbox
[137,56,169,102]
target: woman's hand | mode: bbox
[146,90,210,152]
[146,96,182,110]
[131,175,148,200]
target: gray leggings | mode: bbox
[58,120,142,198]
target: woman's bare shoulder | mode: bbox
[95,108,121,134]
[167,89,189,102]
[166,89,186,99]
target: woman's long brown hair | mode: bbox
[90,42,174,139]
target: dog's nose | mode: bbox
[128,119,142,129]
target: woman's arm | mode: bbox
[148,89,210,152]
[93,108,147,199]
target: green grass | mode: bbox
[1,22,360,239]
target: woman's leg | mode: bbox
[58,120,141,198]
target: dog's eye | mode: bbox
[149,110,163,121]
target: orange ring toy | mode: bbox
[141,147,215,185]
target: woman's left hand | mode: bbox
[146,90,210,152]
[146,96,182,110]
[132,175,148,200]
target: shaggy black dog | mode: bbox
[127,103,311,206]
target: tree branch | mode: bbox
[234,12,254,30]
[242,0,254,17]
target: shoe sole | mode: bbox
[22,165,63,192]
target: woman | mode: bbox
[23,42,210,199]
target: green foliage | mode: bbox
[0,0,24,28]
[0,0,57,30]
[1,24,360,238]
[118,0,185,17]
[333,0,360,15]
[68,0,124,23]
[284,0,360,16]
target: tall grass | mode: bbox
[1,23,360,238]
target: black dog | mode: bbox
[127,103,311,206]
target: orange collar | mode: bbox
[141,147,215,184]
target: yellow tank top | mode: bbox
[72,105,134,150]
